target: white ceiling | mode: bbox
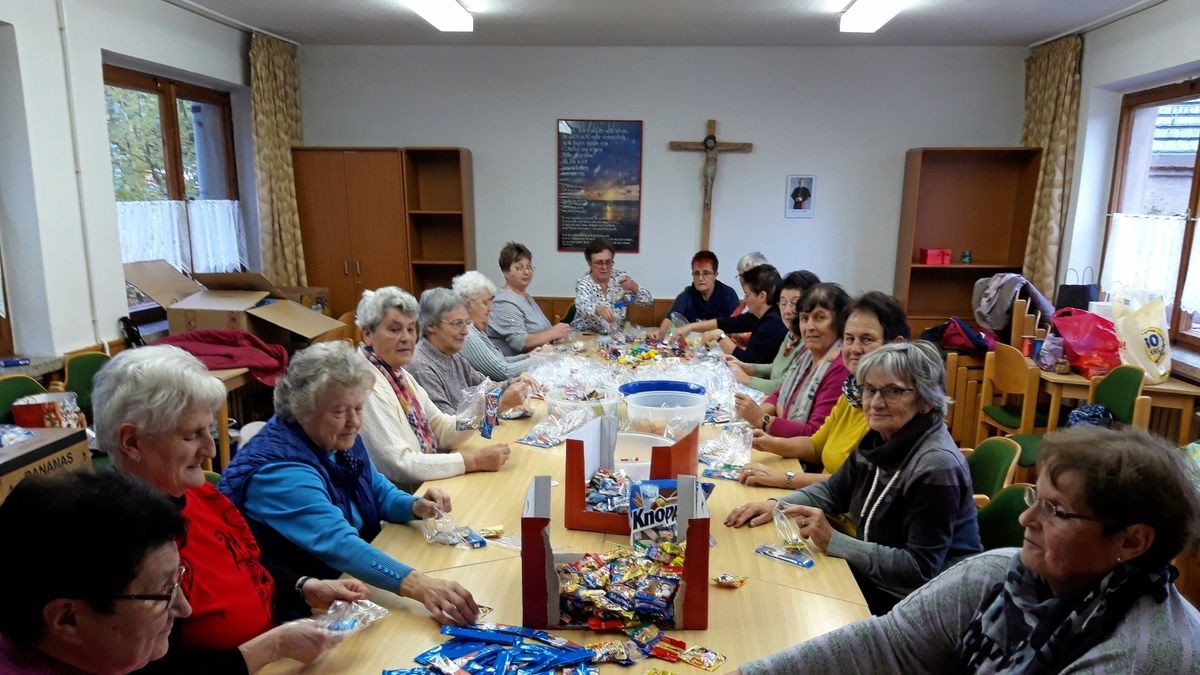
[176,0,1161,47]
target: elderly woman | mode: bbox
[571,236,653,334]
[91,346,352,674]
[677,264,788,364]
[453,270,535,381]
[356,286,510,491]
[740,291,910,491]
[488,241,571,355]
[405,287,530,415]
[0,471,190,674]
[726,341,980,614]
[735,426,1200,674]
[219,342,480,626]
[735,283,851,437]
[726,270,820,393]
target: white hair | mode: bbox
[92,346,226,468]
[356,286,419,332]
[856,340,951,416]
[737,251,769,273]
[273,342,376,424]
[419,287,468,337]
[452,270,497,301]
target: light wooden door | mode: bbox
[294,149,356,316]
[344,151,410,296]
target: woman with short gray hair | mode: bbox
[727,340,979,615]
[452,271,535,381]
[406,287,529,415]
[354,287,511,492]
[220,341,484,627]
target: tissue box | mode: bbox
[918,248,952,264]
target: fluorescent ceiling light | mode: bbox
[407,0,473,32]
[839,0,905,33]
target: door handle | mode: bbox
[343,260,350,276]
[356,261,362,276]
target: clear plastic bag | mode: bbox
[698,423,753,466]
[316,599,389,633]
[422,508,467,546]
[454,379,496,431]
[515,406,594,448]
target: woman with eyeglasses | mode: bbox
[650,250,740,340]
[403,287,531,415]
[488,241,571,355]
[92,346,355,674]
[726,341,980,615]
[356,287,510,493]
[571,236,652,334]
[734,426,1200,674]
[724,270,821,394]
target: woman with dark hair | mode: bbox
[726,270,821,393]
[675,264,788,364]
[735,283,851,437]
[488,241,571,355]
[735,426,1200,673]
[0,470,192,674]
[739,291,910,491]
[728,341,980,614]
[571,237,652,334]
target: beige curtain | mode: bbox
[1021,35,1082,295]
[250,32,306,286]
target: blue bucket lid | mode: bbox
[618,380,707,397]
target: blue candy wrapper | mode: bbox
[480,389,500,439]
[440,625,521,646]
[755,543,815,568]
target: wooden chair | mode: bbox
[946,351,986,445]
[976,343,1047,445]
[1008,297,1048,349]
[961,436,1020,507]
[313,311,360,345]
[0,374,47,424]
[978,483,1032,550]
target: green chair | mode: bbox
[1089,364,1151,429]
[59,351,111,418]
[978,483,1031,550]
[0,374,47,424]
[561,303,577,325]
[965,436,1020,506]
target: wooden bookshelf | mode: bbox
[403,148,475,295]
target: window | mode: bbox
[103,65,246,309]
[1102,77,1200,346]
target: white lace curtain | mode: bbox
[1100,212,1184,301]
[117,199,247,273]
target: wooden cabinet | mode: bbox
[403,148,475,294]
[893,147,1042,336]
[293,148,410,317]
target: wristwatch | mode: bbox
[785,470,796,488]
[762,414,772,432]
[716,331,728,342]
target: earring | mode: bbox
[1116,556,1123,563]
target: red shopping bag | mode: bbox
[1052,308,1121,379]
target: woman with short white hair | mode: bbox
[452,270,535,381]
[353,286,510,492]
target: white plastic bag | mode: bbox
[1111,290,1171,384]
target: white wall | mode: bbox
[1063,0,1200,281]
[0,0,250,354]
[300,45,1026,299]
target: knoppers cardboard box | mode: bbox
[124,261,344,348]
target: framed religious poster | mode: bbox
[557,119,643,252]
[785,175,815,219]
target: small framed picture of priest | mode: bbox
[785,175,815,219]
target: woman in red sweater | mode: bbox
[94,346,367,674]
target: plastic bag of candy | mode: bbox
[316,598,389,633]
[455,379,498,431]
[422,507,485,548]
[515,406,594,448]
[698,423,752,466]
[773,507,804,547]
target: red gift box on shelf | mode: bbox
[918,248,952,264]
[562,416,699,535]
[521,473,710,630]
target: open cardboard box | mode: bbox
[563,416,699,535]
[124,261,343,348]
[521,473,710,630]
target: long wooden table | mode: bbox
[261,347,870,673]
[1039,370,1200,444]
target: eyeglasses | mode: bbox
[1024,485,1115,523]
[860,385,915,402]
[590,259,615,268]
[440,319,471,330]
[778,299,800,309]
[113,564,186,612]
[511,265,535,273]
[691,270,715,278]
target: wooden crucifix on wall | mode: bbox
[668,119,753,250]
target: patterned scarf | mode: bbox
[777,342,842,424]
[361,346,437,453]
[955,552,1176,674]
[842,373,862,409]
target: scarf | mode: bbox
[778,342,842,424]
[842,373,862,409]
[361,346,437,453]
[856,409,940,470]
[955,552,1176,674]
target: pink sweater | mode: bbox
[765,354,851,438]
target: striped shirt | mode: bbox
[487,288,553,356]
[462,324,532,381]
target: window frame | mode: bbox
[1102,76,1200,347]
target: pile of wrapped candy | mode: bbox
[584,468,632,513]
[557,545,685,629]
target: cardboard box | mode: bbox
[124,261,344,347]
[522,473,709,630]
[0,428,90,504]
[279,286,332,316]
[918,248,951,264]
[563,416,699,535]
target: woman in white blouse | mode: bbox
[355,286,510,491]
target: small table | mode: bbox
[1039,370,1200,444]
[209,367,252,470]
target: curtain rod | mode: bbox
[161,0,300,45]
[1029,0,1169,48]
